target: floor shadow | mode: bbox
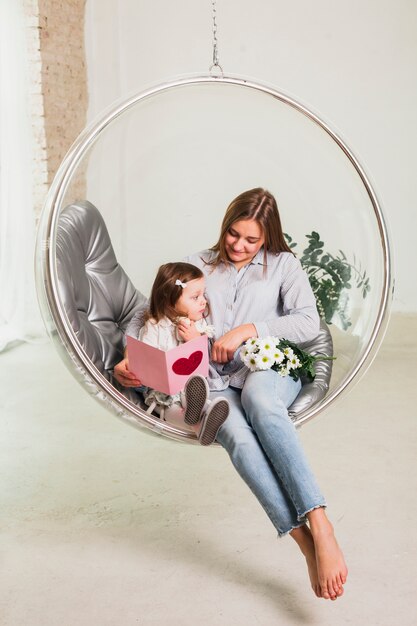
[96,503,318,624]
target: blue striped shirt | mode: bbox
[183,248,320,390]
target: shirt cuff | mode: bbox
[253,321,269,338]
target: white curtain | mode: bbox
[0,0,45,351]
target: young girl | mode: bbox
[129,262,229,446]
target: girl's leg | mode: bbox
[162,387,229,447]
[241,370,347,600]
[215,387,302,536]
[163,402,187,426]
[198,398,229,446]
[183,375,229,445]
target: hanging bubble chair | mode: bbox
[35,74,393,443]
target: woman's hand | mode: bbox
[211,324,257,363]
[113,357,142,388]
[177,319,201,342]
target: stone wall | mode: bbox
[24,0,88,216]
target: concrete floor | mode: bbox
[1,314,416,625]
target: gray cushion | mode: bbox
[56,201,147,379]
[288,319,334,418]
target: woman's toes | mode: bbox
[326,582,337,600]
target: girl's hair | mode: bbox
[209,187,294,267]
[144,262,206,323]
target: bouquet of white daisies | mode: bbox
[240,337,334,382]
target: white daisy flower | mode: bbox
[273,348,285,364]
[240,339,259,358]
[256,352,274,370]
[240,346,253,360]
[278,365,290,377]
[244,353,261,372]
[288,355,301,370]
[257,337,276,354]
[283,346,294,359]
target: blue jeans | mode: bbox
[214,369,326,536]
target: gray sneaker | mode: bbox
[199,398,229,446]
[184,375,210,425]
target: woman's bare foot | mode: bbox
[290,525,322,598]
[307,508,348,601]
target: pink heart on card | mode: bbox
[172,350,203,375]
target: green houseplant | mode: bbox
[285,232,371,330]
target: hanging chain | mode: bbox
[210,0,224,76]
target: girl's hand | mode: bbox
[211,324,257,363]
[113,357,142,387]
[177,319,201,342]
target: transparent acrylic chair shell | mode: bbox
[35,74,393,444]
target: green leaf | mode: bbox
[286,229,371,328]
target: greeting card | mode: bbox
[126,334,209,395]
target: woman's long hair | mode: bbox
[144,262,207,323]
[209,187,294,267]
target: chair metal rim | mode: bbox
[37,73,393,436]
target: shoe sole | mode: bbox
[184,375,209,425]
[199,399,229,446]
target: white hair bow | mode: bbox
[175,279,187,288]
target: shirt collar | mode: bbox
[155,316,175,328]
[251,247,266,266]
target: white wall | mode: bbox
[84,0,417,312]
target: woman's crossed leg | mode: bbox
[216,373,348,600]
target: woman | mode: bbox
[114,188,348,601]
